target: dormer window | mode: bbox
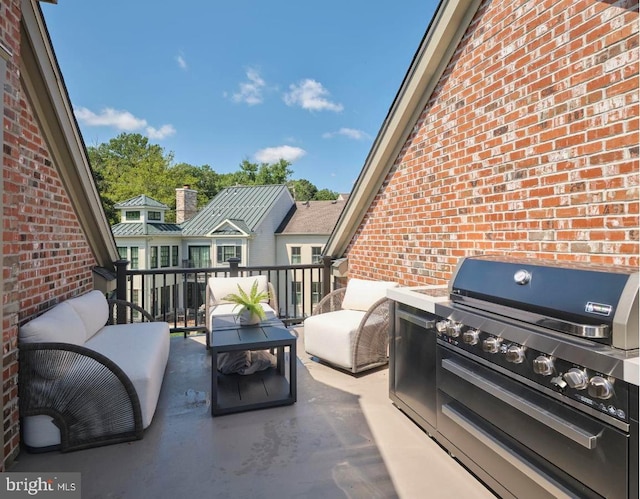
[125,211,141,221]
[149,211,161,221]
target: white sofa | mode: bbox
[205,275,279,348]
[303,278,397,373]
[19,290,170,452]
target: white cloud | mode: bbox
[232,68,266,105]
[146,124,176,140]
[74,107,175,140]
[75,107,146,131]
[176,54,188,70]
[283,79,343,112]
[322,127,370,140]
[254,145,306,163]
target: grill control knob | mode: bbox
[533,356,555,376]
[564,368,588,390]
[462,329,480,345]
[482,336,501,354]
[588,376,614,400]
[505,344,526,364]
[435,321,449,333]
[445,322,462,338]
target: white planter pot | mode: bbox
[238,310,262,326]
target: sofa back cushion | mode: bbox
[341,278,398,312]
[19,301,86,345]
[67,290,109,341]
[208,275,269,304]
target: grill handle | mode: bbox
[441,404,576,499]
[396,308,435,330]
[442,358,599,450]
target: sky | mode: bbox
[41,1,439,195]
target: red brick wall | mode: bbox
[346,0,639,286]
[2,0,97,469]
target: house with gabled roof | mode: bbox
[112,184,347,317]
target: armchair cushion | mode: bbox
[207,275,269,304]
[341,278,397,312]
[304,310,367,369]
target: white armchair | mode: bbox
[205,275,279,348]
[303,278,397,373]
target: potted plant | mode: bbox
[224,281,269,326]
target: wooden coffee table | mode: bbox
[210,324,297,416]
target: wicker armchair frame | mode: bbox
[309,288,392,374]
[19,299,152,453]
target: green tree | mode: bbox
[314,188,339,200]
[288,179,317,201]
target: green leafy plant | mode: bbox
[224,281,269,322]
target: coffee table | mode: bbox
[210,324,297,416]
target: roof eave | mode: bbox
[20,0,119,269]
[324,0,482,258]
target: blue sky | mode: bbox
[41,1,438,194]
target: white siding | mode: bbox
[248,189,295,266]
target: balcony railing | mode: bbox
[114,257,333,332]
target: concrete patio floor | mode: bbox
[9,329,495,499]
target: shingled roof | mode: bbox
[276,200,347,235]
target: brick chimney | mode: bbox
[175,185,198,223]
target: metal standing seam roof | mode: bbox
[181,184,290,236]
[114,195,169,209]
[111,223,183,237]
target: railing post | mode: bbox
[114,259,129,324]
[228,257,240,277]
[322,255,332,298]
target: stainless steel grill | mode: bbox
[389,256,639,499]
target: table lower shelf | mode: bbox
[212,366,295,416]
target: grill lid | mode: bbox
[449,256,639,347]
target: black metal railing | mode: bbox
[114,257,333,332]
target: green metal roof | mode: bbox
[115,195,169,210]
[111,222,183,236]
[181,185,290,236]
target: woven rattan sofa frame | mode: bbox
[19,299,155,453]
[309,287,392,374]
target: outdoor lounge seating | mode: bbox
[18,291,170,452]
[303,278,397,373]
[205,274,279,348]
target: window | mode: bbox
[189,246,210,268]
[311,282,322,307]
[131,290,140,319]
[160,246,170,267]
[150,246,158,269]
[312,247,323,264]
[291,247,301,264]
[117,247,128,260]
[291,281,302,307]
[130,247,139,269]
[216,240,242,264]
[125,211,140,221]
[172,246,179,266]
[148,211,161,221]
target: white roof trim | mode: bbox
[324,0,482,258]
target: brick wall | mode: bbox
[346,0,639,286]
[2,0,97,469]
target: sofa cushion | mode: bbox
[66,290,109,341]
[303,310,367,369]
[341,279,397,312]
[19,302,86,346]
[85,322,170,428]
[208,275,269,304]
